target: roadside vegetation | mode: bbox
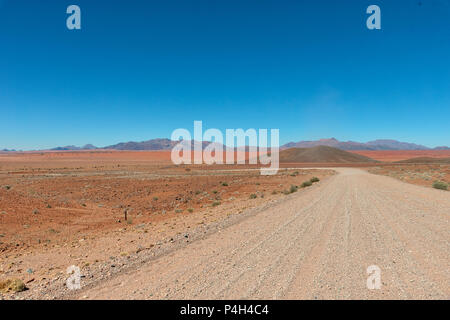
[432,181,448,190]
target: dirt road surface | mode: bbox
[71,168,449,299]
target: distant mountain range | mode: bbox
[50,139,219,151]
[2,138,448,152]
[50,144,97,151]
[281,138,449,151]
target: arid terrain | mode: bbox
[70,168,449,300]
[350,150,450,162]
[0,151,332,299]
[0,150,449,299]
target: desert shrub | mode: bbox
[432,181,448,190]
[289,185,298,193]
[310,177,320,183]
[187,208,194,213]
[271,190,278,195]
[0,279,27,293]
[212,201,221,207]
[153,197,159,201]
[249,194,257,199]
[212,190,218,194]
[195,190,201,195]
[221,182,228,186]
[301,180,313,188]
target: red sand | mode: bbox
[350,150,450,162]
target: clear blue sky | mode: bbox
[1,0,449,150]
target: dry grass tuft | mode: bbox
[0,279,27,293]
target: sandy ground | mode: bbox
[62,168,449,300]
[0,152,334,299]
[368,164,449,188]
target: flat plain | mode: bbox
[0,150,448,299]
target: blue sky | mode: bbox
[1,0,449,150]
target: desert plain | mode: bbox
[0,149,449,299]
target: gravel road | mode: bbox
[71,168,450,299]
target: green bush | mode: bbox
[310,177,320,183]
[301,180,313,188]
[249,194,257,199]
[432,181,448,190]
[289,185,298,193]
[212,201,221,207]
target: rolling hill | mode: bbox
[279,146,378,163]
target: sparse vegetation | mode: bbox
[310,177,320,183]
[153,197,159,201]
[0,279,27,293]
[221,182,228,186]
[249,194,257,199]
[432,181,448,190]
[283,185,298,195]
[301,180,313,188]
[187,208,194,213]
[212,201,221,207]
